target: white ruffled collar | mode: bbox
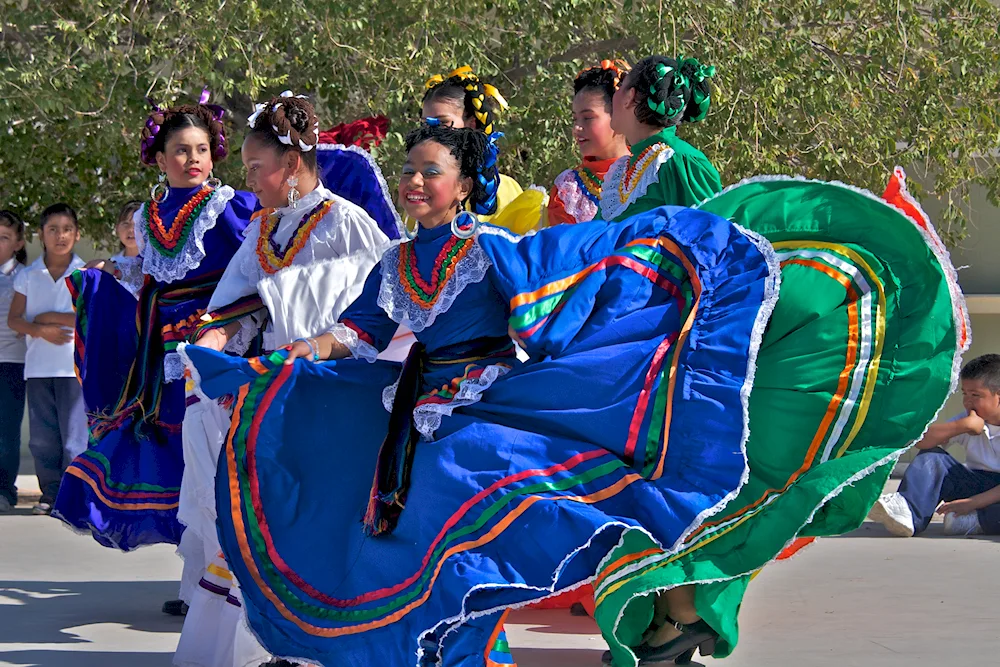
[137,184,235,283]
[598,144,674,222]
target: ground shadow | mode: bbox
[509,608,601,636]
[833,520,1000,541]
[0,650,174,667]
[0,580,182,646]
[512,646,706,667]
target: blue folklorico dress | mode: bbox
[181,178,965,667]
[54,182,257,551]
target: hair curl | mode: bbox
[623,55,715,128]
[404,123,499,216]
[246,93,319,172]
[0,209,27,264]
[422,68,506,135]
[574,59,630,111]
[140,104,228,167]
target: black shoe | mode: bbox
[259,661,298,667]
[601,619,717,665]
[570,601,590,617]
[161,599,189,616]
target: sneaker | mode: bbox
[868,493,915,537]
[32,501,52,516]
[943,512,983,536]
[0,497,11,513]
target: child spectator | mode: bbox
[6,203,87,515]
[0,210,28,512]
[871,354,1000,536]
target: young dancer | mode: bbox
[421,66,525,223]
[7,204,87,515]
[600,55,722,222]
[0,211,28,513]
[53,97,257,551]
[182,120,965,667]
[547,60,631,226]
[174,91,393,667]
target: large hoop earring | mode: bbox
[450,211,479,240]
[286,176,300,208]
[150,172,169,203]
[205,172,222,190]
[402,216,418,240]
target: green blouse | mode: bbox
[598,127,722,223]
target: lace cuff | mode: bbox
[224,314,262,356]
[328,322,379,363]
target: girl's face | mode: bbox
[398,140,471,229]
[41,214,80,258]
[242,135,297,210]
[610,73,640,140]
[155,126,214,189]
[422,98,471,129]
[0,224,24,264]
[572,89,626,160]
[116,215,138,253]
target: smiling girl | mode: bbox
[547,60,631,226]
[53,98,257,555]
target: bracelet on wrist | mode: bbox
[294,337,319,363]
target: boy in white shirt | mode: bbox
[870,354,1000,537]
[6,203,87,515]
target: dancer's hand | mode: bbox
[284,340,314,365]
[195,329,228,352]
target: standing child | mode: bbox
[7,204,86,515]
[547,60,631,226]
[110,200,144,297]
[0,211,28,513]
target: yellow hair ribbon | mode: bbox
[482,83,509,110]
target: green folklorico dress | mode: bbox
[595,176,969,665]
[598,126,722,221]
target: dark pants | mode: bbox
[26,377,88,502]
[0,363,26,505]
[898,447,1000,535]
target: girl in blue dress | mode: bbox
[53,99,258,553]
[180,121,777,666]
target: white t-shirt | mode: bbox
[0,258,27,364]
[948,416,1000,473]
[12,254,85,379]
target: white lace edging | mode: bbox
[164,352,185,383]
[138,185,235,283]
[376,240,491,332]
[475,223,522,243]
[318,142,405,239]
[380,362,511,439]
[598,146,674,222]
[554,168,600,223]
[328,322,379,362]
[225,315,261,356]
[112,254,144,298]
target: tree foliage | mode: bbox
[2,0,999,245]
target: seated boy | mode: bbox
[870,353,1000,537]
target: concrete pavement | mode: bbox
[0,504,997,667]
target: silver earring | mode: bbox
[286,176,300,208]
[450,211,479,239]
[205,171,222,190]
[150,172,169,203]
